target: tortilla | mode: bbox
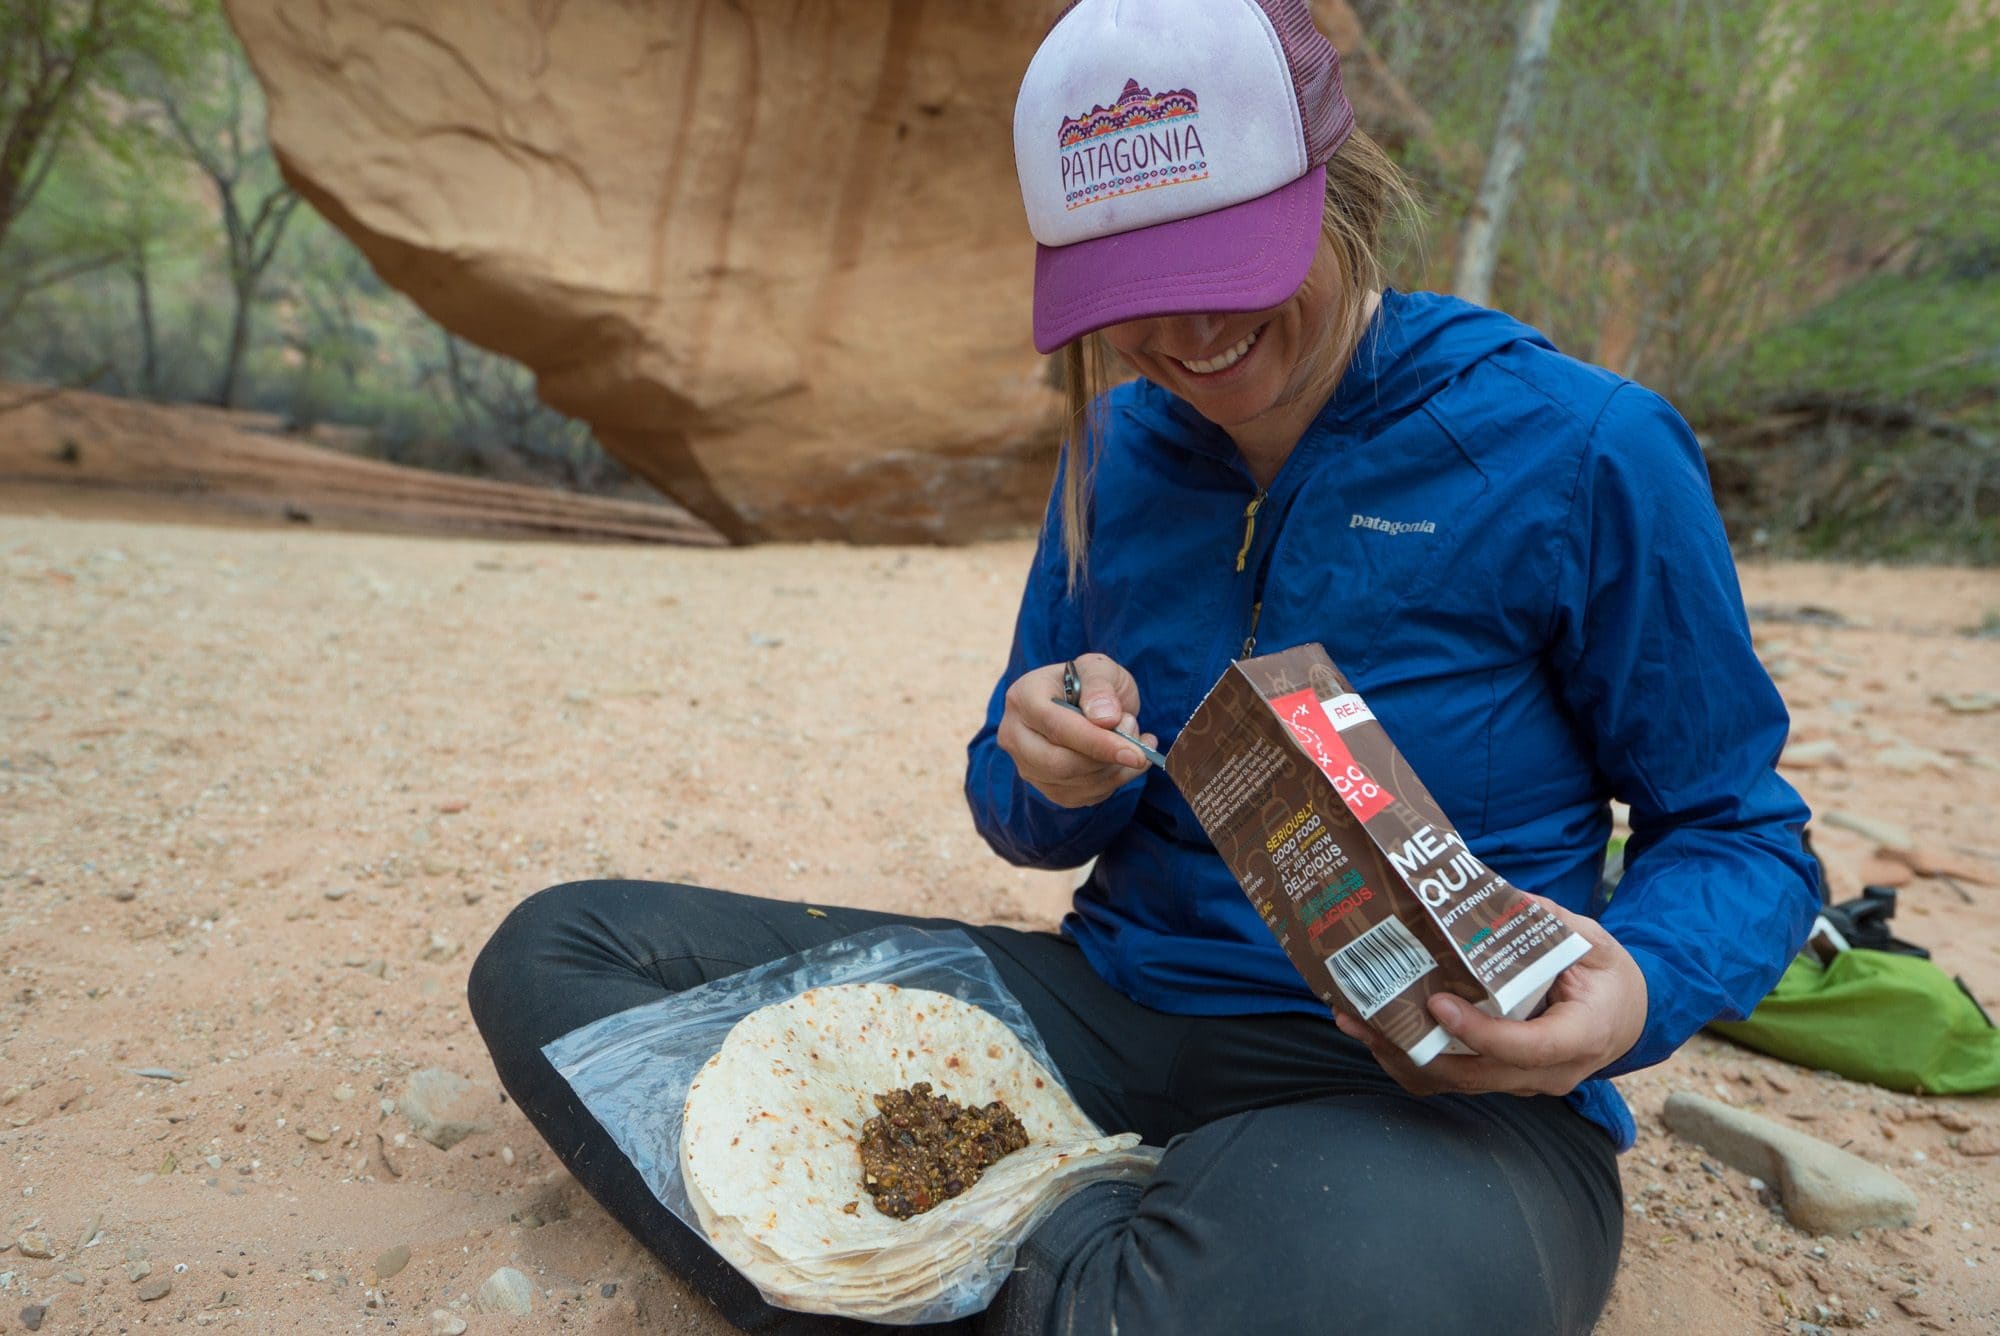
[679,983,1155,1320]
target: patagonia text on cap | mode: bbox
[1015,0,1353,249]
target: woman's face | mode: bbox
[1099,233,1348,435]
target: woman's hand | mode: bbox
[1334,896,1648,1097]
[998,653,1157,808]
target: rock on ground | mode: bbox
[477,1265,535,1316]
[374,1243,411,1279]
[402,1068,494,1151]
[1818,810,1914,851]
[1663,1092,1920,1233]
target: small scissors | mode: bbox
[1051,657,1166,768]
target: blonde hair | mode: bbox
[1055,127,1422,588]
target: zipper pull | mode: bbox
[1242,600,1262,659]
[1234,492,1266,573]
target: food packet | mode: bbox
[1164,643,1591,1063]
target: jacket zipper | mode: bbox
[1200,431,1321,698]
[1234,493,1266,656]
[1233,493,1265,573]
[1236,474,1312,660]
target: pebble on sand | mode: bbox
[137,1275,172,1301]
[431,1310,469,1335]
[1858,856,1915,889]
[16,1231,55,1259]
[1819,810,1914,851]
[374,1244,411,1279]
[1780,739,1841,770]
[477,1265,535,1316]
[1957,1131,2000,1157]
[402,1068,494,1151]
[127,1067,184,1082]
[1883,844,1995,886]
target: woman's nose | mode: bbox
[1160,313,1226,351]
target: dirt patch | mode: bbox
[1,513,1996,1333]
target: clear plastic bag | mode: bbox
[543,924,1158,1324]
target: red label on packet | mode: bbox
[1268,689,1395,822]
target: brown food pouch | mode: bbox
[1165,643,1590,1064]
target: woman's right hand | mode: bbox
[998,653,1157,808]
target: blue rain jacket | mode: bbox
[965,289,1820,1149]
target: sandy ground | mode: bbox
[3,508,1998,1335]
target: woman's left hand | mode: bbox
[1333,896,1648,1098]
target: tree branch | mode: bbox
[1454,0,1564,306]
[0,247,123,329]
[245,188,300,274]
[152,93,226,184]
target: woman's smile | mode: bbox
[1172,324,1264,377]
[1100,239,1360,485]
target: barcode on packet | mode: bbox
[1326,916,1437,1019]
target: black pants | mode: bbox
[469,882,1623,1335]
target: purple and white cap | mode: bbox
[1014,0,1355,353]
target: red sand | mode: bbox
[2,507,1996,1333]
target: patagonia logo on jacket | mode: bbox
[1350,514,1437,537]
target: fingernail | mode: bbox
[1117,748,1142,769]
[1087,698,1119,723]
[1432,996,1463,1027]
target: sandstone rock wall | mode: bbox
[224,1,1407,542]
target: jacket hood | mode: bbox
[1119,288,1558,456]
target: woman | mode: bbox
[470,2,1819,1332]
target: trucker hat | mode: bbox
[1014,0,1356,353]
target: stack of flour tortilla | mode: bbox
[679,982,1155,1322]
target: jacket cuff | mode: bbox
[1591,940,1676,1080]
[974,766,1148,870]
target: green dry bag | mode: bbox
[1710,949,2000,1095]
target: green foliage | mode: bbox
[1380,0,2000,409]
[0,0,625,491]
[1368,0,2000,562]
[1701,278,2000,564]
[0,0,202,253]
[1700,272,2000,415]
[117,0,301,405]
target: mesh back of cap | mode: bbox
[1252,0,1355,165]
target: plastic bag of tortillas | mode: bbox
[544,925,1159,1324]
